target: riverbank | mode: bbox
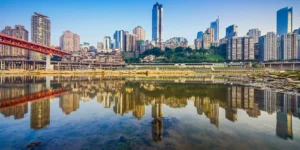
[0,69,196,76]
[2,68,300,92]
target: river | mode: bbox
[0,76,299,149]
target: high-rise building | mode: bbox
[133,26,145,52]
[210,16,219,42]
[278,33,298,60]
[247,28,261,44]
[125,33,136,52]
[226,25,238,39]
[259,32,277,61]
[114,30,125,51]
[277,7,293,35]
[59,30,80,51]
[194,38,203,49]
[197,31,204,39]
[202,28,214,49]
[219,38,228,45]
[152,2,163,48]
[203,32,213,49]
[243,37,255,60]
[31,12,51,60]
[97,42,104,51]
[110,39,115,49]
[133,26,145,41]
[73,34,80,51]
[0,25,29,60]
[294,28,300,34]
[60,31,72,51]
[298,36,300,59]
[206,28,214,42]
[227,37,254,60]
[103,36,111,51]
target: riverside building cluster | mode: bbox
[0,3,300,69]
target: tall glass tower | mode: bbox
[197,31,204,39]
[113,30,125,51]
[277,7,293,35]
[152,2,163,47]
[210,16,219,42]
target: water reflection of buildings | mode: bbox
[0,104,28,120]
[152,99,163,142]
[194,97,219,128]
[225,86,259,121]
[30,99,50,129]
[1,76,300,141]
[59,94,80,115]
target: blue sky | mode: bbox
[1,0,300,46]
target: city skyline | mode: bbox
[1,0,300,47]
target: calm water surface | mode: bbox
[0,76,299,149]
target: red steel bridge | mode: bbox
[0,33,70,69]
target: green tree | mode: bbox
[186,47,193,53]
[175,47,184,53]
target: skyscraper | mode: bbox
[278,33,298,60]
[277,7,293,35]
[152,2,163,48]
[227,37,254,60]
[202,28,214,49]
[226,25,238,39]
[125,33,136,52]
[73,34,80,51]
[103,36,111,51]
[133,26,145,52]
[31,12,51,60]
[210,16,219,42]
[194,38,203,49]
[247,28,261,44]
[294,28,300,34]
[259,32,277,61]
[133,26,145,41]
[243,37,255,60]
[60,30,73,51]
[59,30,80,51]
[0,25,29,60]
[114,30,125,51]
[97,42,104,51]
[197,31,204,39]
[298,36,300,59]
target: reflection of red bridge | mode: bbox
[0,88,69,109]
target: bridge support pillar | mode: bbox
[46,76,53,90]
[45,54,53,70]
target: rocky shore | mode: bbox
[232,72,300,93]
[1,69,300,92]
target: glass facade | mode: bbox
[197,31,203,39]
[113,30,125,51]
[210,17,219,42]
[152,3,163,43]
[277,7,293,35]
[226,25,238,39]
